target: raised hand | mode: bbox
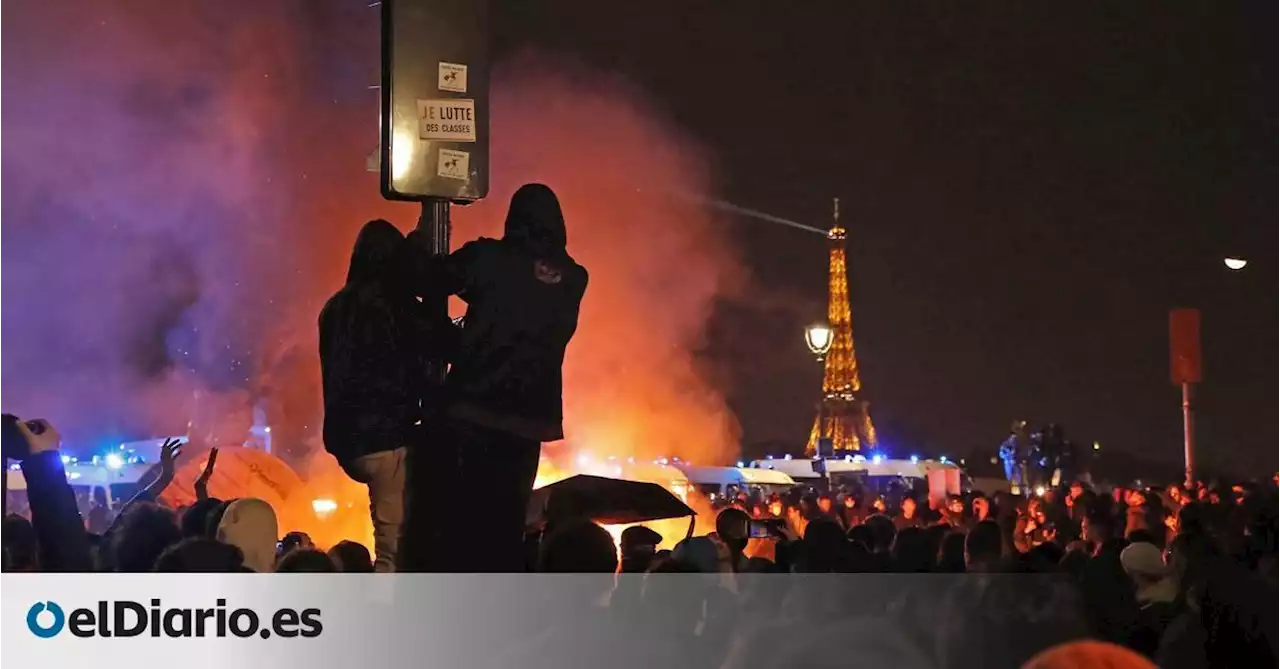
[17,419,62,456]
[158,438,183,482]
[194,447,219,501]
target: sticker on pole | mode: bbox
[438,62,468,93]
[437,148,470,180]
[418,99,476,142]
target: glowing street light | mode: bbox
[804,323,834,359]
[805,323,835,460]
[1223,257,1247,271]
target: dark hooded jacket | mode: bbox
[412,184,587,441]
[320,220,433,463]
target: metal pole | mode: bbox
[816,355,826,451]
[1182,381,1195,489]
[416,198,452,389]
[400,198,451,573]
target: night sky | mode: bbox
[2,2,1274,477]
[497,1,1276,474]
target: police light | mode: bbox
[871,454,883,464]
[939,455,948,463]
[909,455,919,464]
[61,455,71,465]
[105,453,125,470]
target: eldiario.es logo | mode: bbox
[27,599,322,639]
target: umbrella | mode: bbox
[527,474,695,527]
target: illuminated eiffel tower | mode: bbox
[806,198,878,455]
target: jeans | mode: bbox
[344,447,407,572]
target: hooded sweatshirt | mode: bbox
[413,184,587,441]
[320,220,436,463]
[216,498,278,573]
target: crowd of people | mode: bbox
[4,405,1276,667]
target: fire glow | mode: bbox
[3,6,744,554]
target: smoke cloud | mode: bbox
[2,4,743,478]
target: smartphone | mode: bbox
[749,518,784,539]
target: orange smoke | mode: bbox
[5,3,745,550]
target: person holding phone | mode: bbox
[1,415,92,571]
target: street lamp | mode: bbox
[805,323,834,360]
[805,324,834,460]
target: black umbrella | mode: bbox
[527,474,695,527]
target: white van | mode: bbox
[674,465,797,502]
[747,455,969,508]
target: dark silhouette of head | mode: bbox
[619,525,662,573]
[965,520,1004,572]
[111,502,181,572]
[181,497,225,538]
[504,184,567,256]
[715,507,751,556]
[538,519,618,573]
[276,548,337,573]
[327,540,374,572]
[937,531,967,573]
[346,219,406,287]
[3,514,38,571]
[890,526,934,573]
[154,537,245,572]
[863,514,897,554]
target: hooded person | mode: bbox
[319,220,438,572]
[407,184,587,572]
[215,498,278,573]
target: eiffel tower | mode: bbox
[806,198,878,455]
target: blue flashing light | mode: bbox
[61,455,71,465]
[909,455,919,464]
[939,455,948,463]
[105,453,125,470]
[871,454,884,464]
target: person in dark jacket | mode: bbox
[320,220,435,572]
[409,183,587,572]
[2,417,93,571]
